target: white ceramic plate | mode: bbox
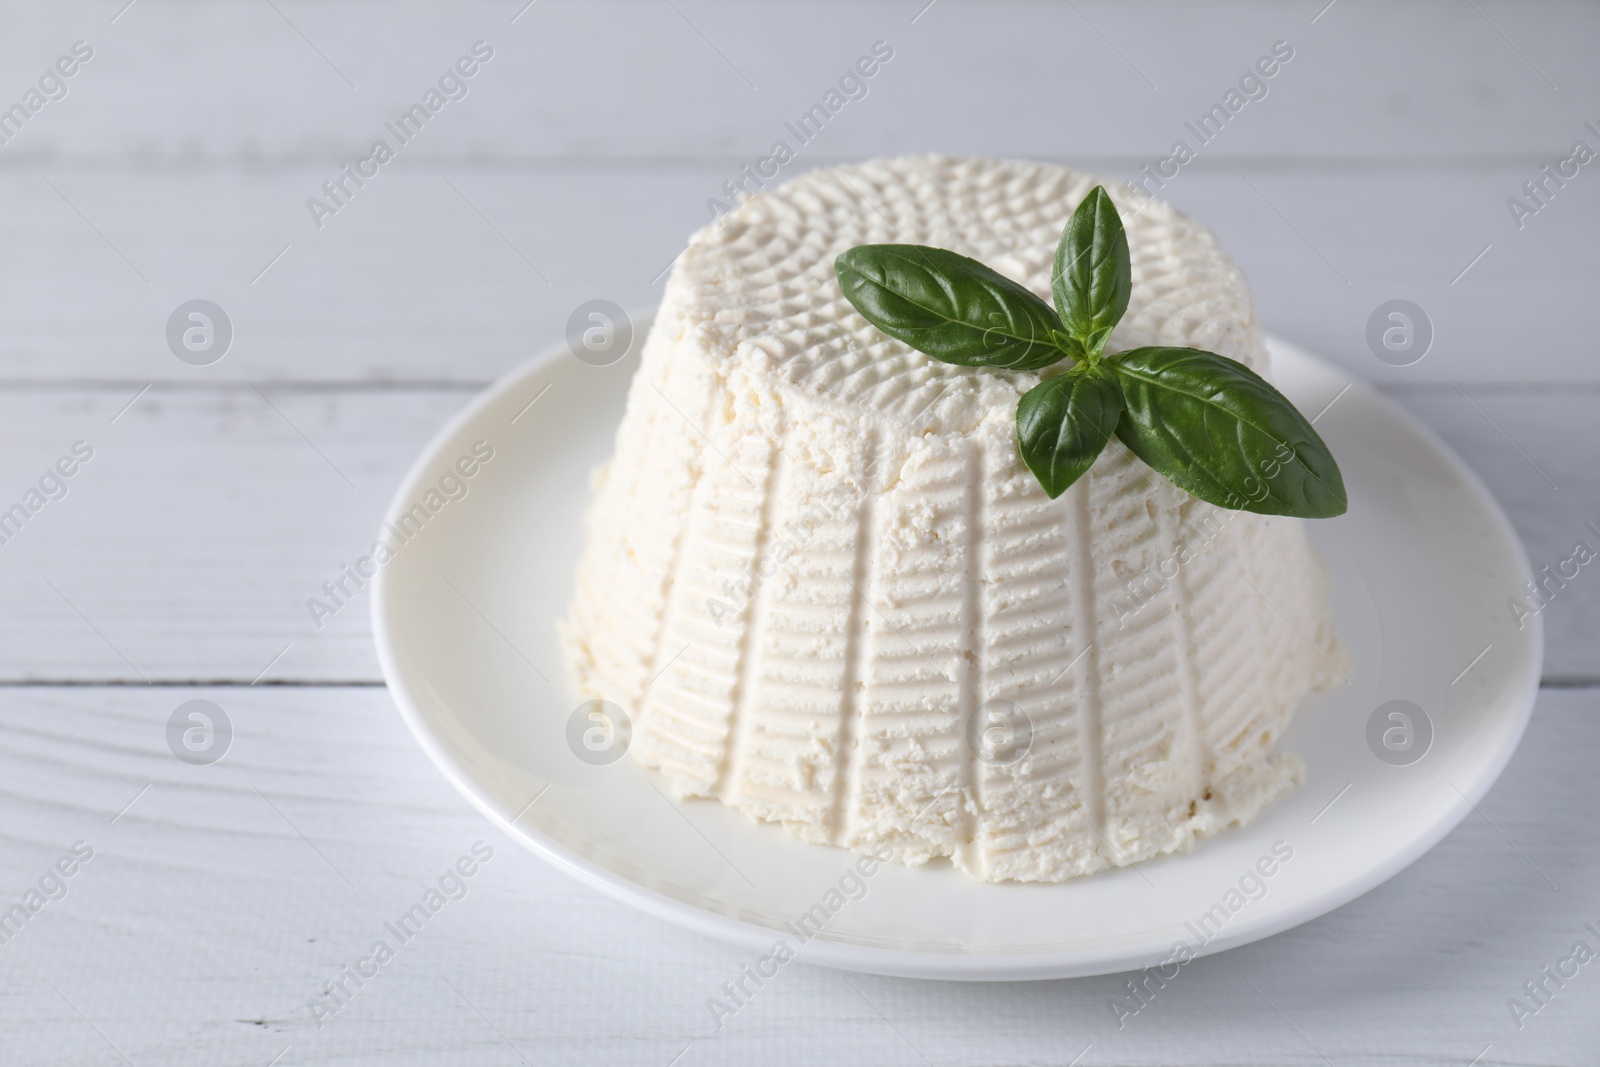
[372,319,1541,981]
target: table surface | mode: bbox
[2,2,1597,1064]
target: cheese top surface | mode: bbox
[670,155,1264,432]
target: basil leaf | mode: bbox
[1052,186,1131,356]
[835,245,1067,369]
[1015,370,1124,499]
[1106,347,1347,517]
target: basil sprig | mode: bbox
[832,185,1346,517]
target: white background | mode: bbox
[0,2,1595,1064]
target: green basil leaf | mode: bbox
[1052,186,1131,356]
[1015,369,1124,499]
[835,245,1067,369]
[1106,347,1346,517]
[1049,182,1139,350]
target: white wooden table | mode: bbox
[2,2,1597,1063]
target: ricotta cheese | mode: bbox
[562,156,1346,883]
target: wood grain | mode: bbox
[1,1,1595,1063]
[0,1,1592,162]
[0,684,1594,1066]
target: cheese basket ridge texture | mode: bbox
[561,156,1346,883]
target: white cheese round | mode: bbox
[562,156,1345,883]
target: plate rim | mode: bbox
[372,323,1544,981]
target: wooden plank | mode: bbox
[0,682,1594,1065]
[0,3,1590,1058]
[0,165,1596,386]
[0,1,1593,163]
[0,384,462,684]
[0,382,1593,684]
